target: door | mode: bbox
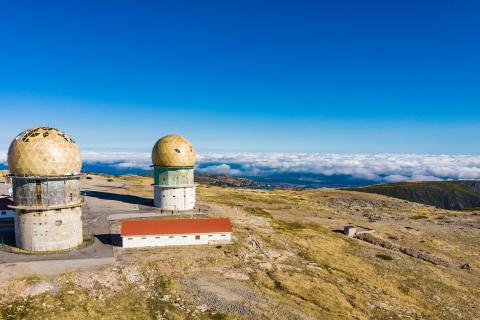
[35,180,42,206]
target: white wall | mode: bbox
[122,232,232,248]
[154,186,195,211]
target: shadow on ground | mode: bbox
[332,228,346,235]
[96,234,122,247]
[84,190,153,206]
[0,222,15,246]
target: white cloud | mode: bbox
[196,164,242,175]
[82,151,150,165]
[196,153,480,182]
[81,151,151,170]
[1,150,480,183]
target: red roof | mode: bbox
[121,218,232,237]
[0,197,13,211]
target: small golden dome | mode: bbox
[152,135,196,167]
[7,127,82,176]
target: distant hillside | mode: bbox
[194,173,271,188]
[350,180,480,210]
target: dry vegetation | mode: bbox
[0,174,479,319]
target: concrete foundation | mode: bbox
[10,175,84,252]
[344,226,357,237]
[154,186,195,211]
[344,225,375,238]
[153,165,195,211]
[14,206,83,251]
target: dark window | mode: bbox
[35,180,42,205]
[1,211,5,215]
[195,235,200,240]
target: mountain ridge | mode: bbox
[349,180,480,210]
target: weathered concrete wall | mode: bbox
[11,175,83,252]
[14,206,83,251]
[12,177,81,207]
[355,233,450,267]
[154,186,195,211]
[153,167,194,187]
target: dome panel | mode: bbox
[7,127,82,176]
[152,135,196,167]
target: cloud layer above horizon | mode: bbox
[1,150,480,183]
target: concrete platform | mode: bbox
[344,225,375,237]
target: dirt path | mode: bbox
[0,257,115,283]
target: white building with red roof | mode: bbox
[121,218,233,248]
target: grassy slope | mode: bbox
[350,180,480,210]
[0,175,479,319]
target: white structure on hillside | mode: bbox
[121,218,232,248]
[151,135,196,211]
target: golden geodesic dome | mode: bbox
[7,127,82,176]
[152,135,196,167]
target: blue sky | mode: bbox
[0,1,479,153]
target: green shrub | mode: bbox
[410,215,427,220]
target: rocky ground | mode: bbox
[0,173,479,319]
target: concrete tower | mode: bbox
[152,135,196,211]
[7,127,83,251]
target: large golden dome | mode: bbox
[152,135,196,167]
[8,127,82,176]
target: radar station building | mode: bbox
[7,127,84,251]
[152,135,196,211]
